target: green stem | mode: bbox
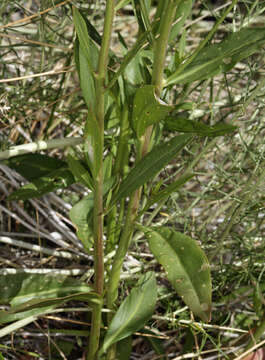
[87,1,115,359]
[106,2,179,359]
[152,0,179,95]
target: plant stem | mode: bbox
[0,137,83,160]
[106,2,179,358]
[87,1,115,359]
[152,0,179,95]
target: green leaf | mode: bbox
[110,134,192,207]
[0,291,100,326]
[0,311,52,337]
[169,0,192,43]
[100,272,157,354]
[78,10,102,47]
[4,153,67,181]
[132,85,173,138]
[116,336,132,360]
[67,153,94,190]
[69,193,93,252]
[0,273,94,307]
[0,274,101,325]
[253,282,264,318]
[73,7,98,71]
[108,33,152,90]
[0,305,58,325]
[165,117,237,137]
[142,227,212,322]
[73,7,99,109]
[166,27,265,86]
[142,173,194,212]
[84,111,102,178]
[8,167,75,201]
[79,46,96,109]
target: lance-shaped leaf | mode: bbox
[142,173,194,213]
[0,273,101,326]
[79,45,96,109]
[100,272,157,354]
[0,273,95,307]
[132,85,173,138]
[165,27,265,86]
[8,167,75,201]
[165,117,237,137]
[73,7,98,71]
[142,227,211,322]
[110,134,192,207]
[67,153,94,190]
[4,153,67,181]
[73,8,99,110]
[69,193,93,252]
[169,0,192,43]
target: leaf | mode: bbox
[110,134,192,207]
[166,27,265,86]
[142,227,212,322]
[0,291,100,326]
[0,305,58,325]
[100,272,157,354]
[84,111,102,178]
[72,7,98,71]
[0,273,94,307]
[169,0,192,43]
[69,178,114,249]
[4,153,67,181]
[108,33,152,90]
[73,7,99,110]
[67,153,94,190]
[253,282,264,318]
[0,312,48,337]
[69,193,94,252]
[0,273,101,326]
[8,167,75,201]
[116,336,132,360]
[165,117,237,137]
[79,45,96,109]
[142,173,194,212]
[78,10,102,47]
[132,85,173,138]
